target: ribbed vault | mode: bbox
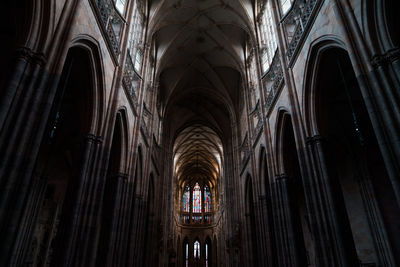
[174,124,223,187]
[149,0,256,114]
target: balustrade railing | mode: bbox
[262,50,284,113]
[95,0,123,57]
[282,0,320,60]
[123,53,140,111]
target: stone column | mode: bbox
[332,0,400,207]
[113,175,131,266]
[98,172,128,267]
[271,174,297,267]
[305,135,359,267]
[10,177,47,266]
[0,47,49,267]
[50,133,99,267]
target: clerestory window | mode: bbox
[259,0,278,72]
[181,181,213,224]
[127,1,144,72]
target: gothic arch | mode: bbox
[274,108,292,174]
[0,0,53,88]
[69,36,106,135]
[302,37,347,137]
[134,145,144,194]
[115,108,130,173]
[361,0,399,52]
[276,111,315,266]
[307,45,400,265]
[258,146,267,196]
[96,109,127,266]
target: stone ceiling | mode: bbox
[148,0,255,184]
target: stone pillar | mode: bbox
[308,134,397,266]
[0,47,49,267]
[50,134,100,267]
[10,177,47,266]
[127,194,144,266]
[305,135,359,267]
[271,174,297,267]
[332,0,400,207]
[97,172,128,266]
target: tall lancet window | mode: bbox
[185,242,189,267]
[127,1,144,72]
[205,243,209,267]
[194,240,200,259]
[182,185,190,212]
[193,183,201,213]
[259,0,278,72]
[204,185,211,212]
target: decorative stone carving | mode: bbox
[283,0,320,60]
[95,0,123,57]
[123,53,140,112]
[262,51,284,113]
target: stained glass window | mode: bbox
[127,4,144,72]
[183,215,190,224]
[204,215,211,224]
[204,185,212,212]
[182,185,190,212]
[194,240,200,259]
[193,183,201,213]
[193,215,202,224]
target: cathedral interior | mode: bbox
[1,0,400,266]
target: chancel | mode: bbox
[0,0,399,266]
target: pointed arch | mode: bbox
[70,36,106,135]
[274,108,292,174]
[302,37,346,137]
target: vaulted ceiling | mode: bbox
[148,0,256,185]
[149,0,256,112]
[174,124,222,186]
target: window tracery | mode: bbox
[259,1,278,71]
[193,182,202,213]
[180,181,213,224]
[127,1,144,72]
[194,240,200,259]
